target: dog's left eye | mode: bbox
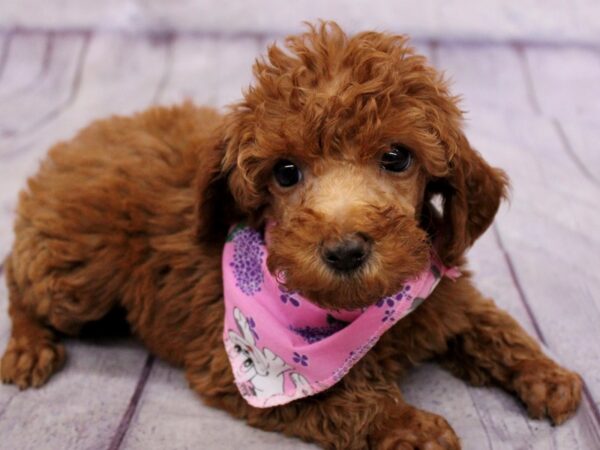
[273,159,302,187]
[381,145,413,173]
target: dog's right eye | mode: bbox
[273,160,302,187]
[381,144,413,173]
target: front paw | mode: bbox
[1,337,65,389]
[514,359,582,425]
[370,407,460,450]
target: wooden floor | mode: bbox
[1,12,600,450]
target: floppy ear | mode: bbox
[220,107,270,227]
[426,133,508,266]
[194,130,240,242]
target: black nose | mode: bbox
[322,234,372,273]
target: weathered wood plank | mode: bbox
[0,273,151,449]
[0,31,89,138]
[472,229,599,447]
[524,46,600,120]
[437,42,600,441]
[435,43,600,185]
[523,46,600,184]
[0,32,172,261]
[0,33,173,449]
[402,41,600,449]
[552,117,600,186]
[121,360,318,450]
[0,32,13,79]
[400,229,600,450]
[0,31,47,98]
[3,0,600,45]
[108,355,155,450]
[157,34,260,106]
[431,44,533,116]
[466,114,600,269]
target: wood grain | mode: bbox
[0,31,48,98]
[0,272,152,449]
[523,46,600,184]
[0,32,172,261]
[0,31,170,450]
[3,0,600,44]
[157,34,261,106]
[121,359,317,450]
[0,32,89,139]
[435,41,600,447]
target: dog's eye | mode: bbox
[243,358,253,368]
[273,160,302,187]
[381,145,413,173]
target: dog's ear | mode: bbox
[425,132,508,266]
[195,133,239,243]
[196,104,270,242]
[220,108,269,226]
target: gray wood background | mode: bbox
[0,1,599,449]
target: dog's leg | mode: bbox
[185,332,461,450]
[1,259,65,388]
[2,244,119,388]
[435,278,582,425]
[1,304,66,389]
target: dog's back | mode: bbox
[2,103,224,387]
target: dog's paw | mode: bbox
[1,337,65,389]
[514,360,582,425]
[370,408,460,450]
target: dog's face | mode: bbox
[262,126,432,310]
[199,23,507,309]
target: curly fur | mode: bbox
[1,22,581,449]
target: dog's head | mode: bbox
[198,22,507,309]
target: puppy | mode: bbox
[1,22,581,449]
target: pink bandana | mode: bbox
[223,224,459,408]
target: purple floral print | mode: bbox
[230,227,265,295]
[293,352,309,366]
[290,314,349,343]
[381,309,394,322]
[279,289,301,307]
[376,284,412,308]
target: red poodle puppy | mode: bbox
[1,22,581,449]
